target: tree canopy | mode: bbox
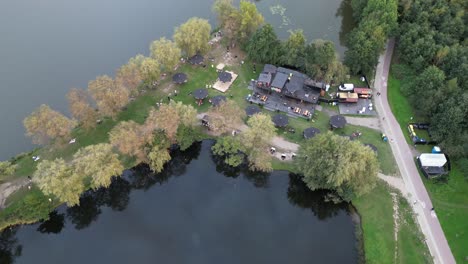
[23,104,77,145]
[109,121,151,162]
[150,37,181,73]
[88,75,130,119]
[173,17,211,57]
[246,24,283,65]
[0,161,17,179]
[206,100,245,135]
[295,132,379,201]
[115,54,144,94]
[67,88,98,130]
[282,29,306,68]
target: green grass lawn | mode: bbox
[388,68,468,262]
[353,181,431,264]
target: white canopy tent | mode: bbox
[419,153,447,167]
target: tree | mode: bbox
[88,75,130,119]
[305,40,347,82]
[109,121,151,162]
[72,144,124,190]
[238,0,264,44]
[173,17,211,57]
[67,88,98,130]
[145,101,197,141]
[408,66,446,117]
[150,37,181,73]
[33,158,84,206]
[246,24,283,64]
[241,113,276,172]
[294,132,379,201]
[140,57,161,85]
[206,100,245,134]
[176,125,201,151]
[23,104,77,145]
[282,29,306,68]
[0,161,17,179]
[212,136,245,167]
[147,132,171,173]
[115,55,144,94]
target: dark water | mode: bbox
[0,0,353,160]
[0,141,357,263]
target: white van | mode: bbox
[338,83,354,91]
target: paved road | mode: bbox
[374,39,455,264]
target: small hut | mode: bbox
[172,73,187,84]
[193,88,208,106]
[218,71,232,83]
[211,95,227,107]
[189,54,204,65]
[330,115,347,129]
[272,114,289,128]
[245,105,261,116]
[303,127,321,139]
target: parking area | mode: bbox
[338,98,377,116]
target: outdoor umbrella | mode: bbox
[218,71,232,83]
[189,54,204,65]
[172,73,187,84]
[272,114,289,127]
[330,115,347,129]
[211,95,226,107]
[193,88,208,100]
[303,127,321,139]
[245,105,261,116]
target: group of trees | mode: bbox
[0,161,17,180]
[345,0,398,75]
[245,24,349,84]
[33,144,124,206]
[212,113,276,172]
[294,132,379,201]
[108,101,199,173]
[395,0,467,159]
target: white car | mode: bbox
[338,83,354,91]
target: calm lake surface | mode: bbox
[0,0,352,160]
[0,141,357,263]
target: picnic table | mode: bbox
[260,95,268,102]
[302,110,311,116]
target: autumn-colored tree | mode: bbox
[109,121,152,162]
[173,17,211,57]
[150,37,181,73]
[72,144,124,189]
[33,158,84,206]
[23,104,77,145]
[140,57,161,85]
[206,100,245,134]
[67,88,98,130]
[88,75,130,119]
[115,54,144,94]
[294,132,379,201]
[145,101,197,141]
[147,132,171,173]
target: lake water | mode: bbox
[0,0,352,160]
[0,141,357,263]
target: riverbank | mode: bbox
[0,44,430,263]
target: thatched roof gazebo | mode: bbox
[303,127,321,139]
[211,95,226,107]
[330,115,347,129]
[193,88,208,100]
[245,105,261,116]
[172,73,187,84]
[272,114,289,128]
[218,71,232,83]
[189,54,204,65]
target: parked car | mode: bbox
[338,83,354,91]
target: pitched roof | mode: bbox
[271,72,288,89]
[263,64,277,74]
[284,75,304,94]
[258,72,272,84]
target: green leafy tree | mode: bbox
[147,132,171,173]
[282,29,306,68]
[242,113,276,172]
[150,37,181,73]
[140,57,161,85]
[72,144,124,189]
[246,24,283,64]
[88,75,130,119]
[173,17,211,57]
[0,161,17,180]
[409,66,446,117]
[238,0,264,44]
[176,125,201,151]
[23,104,77,145]
[33,159,84,206]
[294,132,379,201]
[212,136,245,167]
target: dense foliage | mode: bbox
[295,132,379,201]
[395,0,467,158]
[173,17,211,57]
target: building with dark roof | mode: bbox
[271,72,288,92]
[257,72,272,90]
[263,64,277,74]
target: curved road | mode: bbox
[374,39,455,264]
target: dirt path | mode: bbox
[378,173,407,195]
[345,116,382,131]
[0,178,29,209]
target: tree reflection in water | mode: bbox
[287,174,349,220]
[37,211,65,234]
[0,227,22,264]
